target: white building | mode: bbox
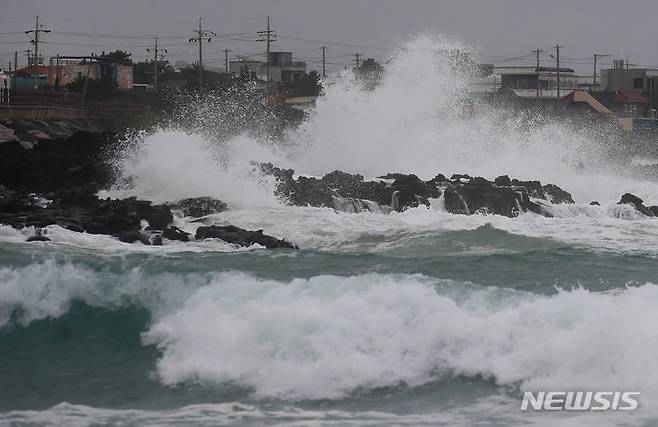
[495,66,580,99]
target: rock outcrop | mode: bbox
[0,186,294,249]
[0,134,295,249]
[258,163,574,218]
[170,197,228,217]
[618,193,657,217]
[195,225,297,249]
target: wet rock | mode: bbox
[0,131,115,194]
[26,228,51,242]
[257,163,575,218]
[150,235,163,246]
[389,174,441,212]
[618,193,655,217]
[171,197,227,218]
[494,175,512,187]
[450,174,472,181]
[444,177,527,217]
[589,201,600,206]
[162,226,190,242]
[118,230,151,245]
[511,179,574,204]
[195,225,297,249]
[428,173,447,185]
[542,184,575,204]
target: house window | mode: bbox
[623,104,638,118]
[516,79,528,89]
[634,78,644,90]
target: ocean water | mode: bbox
[2,35,658,426]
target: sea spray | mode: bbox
[106,34,657,205]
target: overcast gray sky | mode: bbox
[3,0,658,74]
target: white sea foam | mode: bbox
[100,34,658,208]
[4,260,658,404]
[142,272,658,404]
[101,129,282,207]
[3,397,645,427]
[3,261,658,420]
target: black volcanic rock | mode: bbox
[195,225,296,249]
[444,177,527,217]
[0,191,175,239]
[618,193,655,216]
[450,174,472,181]
[511,179,574,204]
[389,174,441,211]
[118,230,151,245]
[259,163,440,212]
[494,175,512,187]
[26,235,51,242]
[0,132,115,194]
[259,163,576,217]
[171,197,227,218]
[162,226,190,242]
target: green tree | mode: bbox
[99,50,133,65]
[65,76,118,101]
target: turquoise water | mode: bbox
[1,211,658,426]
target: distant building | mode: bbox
[47,57,133,89]
[591,90,652,118]
[228,52,306,83]
[495,66,579,99]
[600,60,658,109]
[229,60,264,79]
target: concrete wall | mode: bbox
[0,106,87,120]
[602,69,646,91]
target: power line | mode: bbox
[189,17,216,94]
[277,34,389,52]
[146,37,167,91]
[25,16,50,88]
[257,16,276,83]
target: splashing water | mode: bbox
[108,34,658,205]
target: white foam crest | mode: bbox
[0,224,269,254]
[0,260,224,328]
[144,272,658,404]
[208,202,658,256]
[3,397,642,427]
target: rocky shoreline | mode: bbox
[1,134,656,249]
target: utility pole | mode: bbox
[55,54,60,90]
[14,51,18,77]
[81,54,93,107]
[224,49,231,74]
[533,49,543,102]
[25,16,50,89]
[593,53,611,92]
[554,44,562,99]
[258,16,276,84]
[147,37,167,92]
[322,46,326,78]
[189,18,216,94]
[354,53,360,69]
